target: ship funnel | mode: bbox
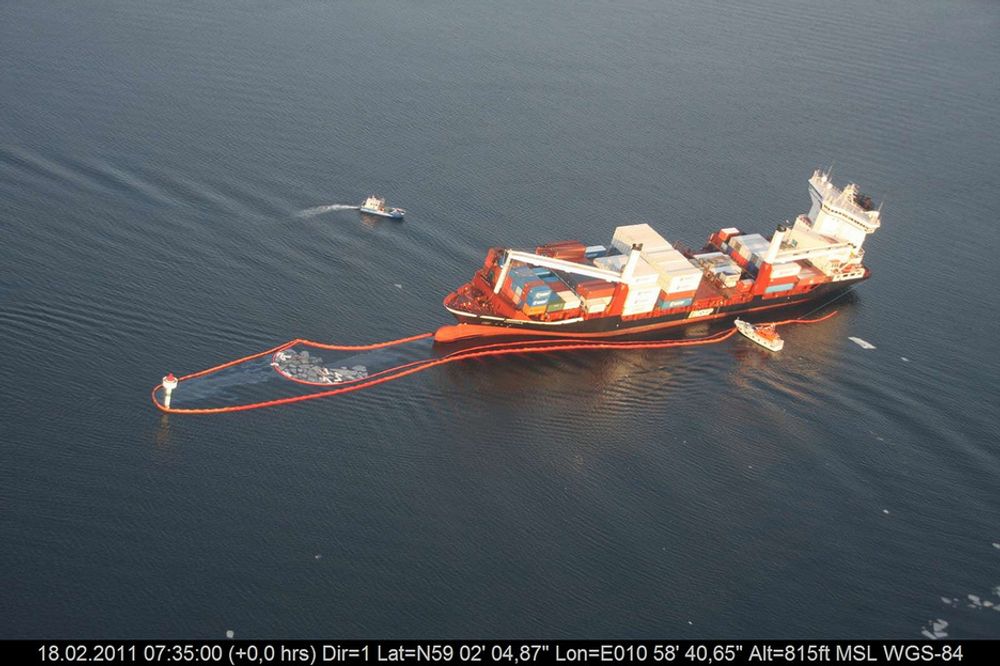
[622,243,643,281]
[764,224,788,264]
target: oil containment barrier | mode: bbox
[151,313,837,415]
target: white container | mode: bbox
[732,234,769,256]
[769,262,802,279]
[556,290,582,309]
[658,270,702,295]
[644,248,687,265]
[711,271,740,288]
[626,257,660,286]
[593,255,628,272]
[612,224,672,255]
[624,286,660,303]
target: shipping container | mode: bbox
[769,262,802,279]
[536,241,586,260]
[593,254,628,272]
[627,258,661,286]
[764,282,795,293]
[660,288,697,300]
[525,284,553,304]
[715,273,740,288]
[718,227,741,242]
[665,297,693,308]
[612,223,673,255]
[694,251,726,263]
[656,268,703,295]
[575,280,617,299]
[555,290,582,309]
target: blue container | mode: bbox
[531,267,554,278]
[666,297,693,308]
[526,286,553,305]
[765,282,794,294]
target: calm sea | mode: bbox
[2,0,998,638]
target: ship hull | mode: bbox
[359,207,404,219]
[437,278,862,342]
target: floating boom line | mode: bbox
[151,312,837,415]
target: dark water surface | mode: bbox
[2,0,999,638]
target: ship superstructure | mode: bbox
[437,171,880,342]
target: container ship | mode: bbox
[437,170,881,342]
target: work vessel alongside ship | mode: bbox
[734,319,784,352]
[359,195,405,219]
[438,170,880,342]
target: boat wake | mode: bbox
[296,204,360,218]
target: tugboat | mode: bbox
[734,318,784,351]
[359,195,405,219]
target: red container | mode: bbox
[730,252,750,269]
[575,280,616,299]
[537,240,587,260]
[659,289,697,301]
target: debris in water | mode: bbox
[901,356,910,362]
[848,336,876,349]
[394,283,403,289]
[272,348,369,384]
[226,630,234,639]
[882,509,890,515]
[992,542,1000,549]
[968,594,982,608]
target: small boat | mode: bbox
[359,195,405,219]
[734,318,784,351]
